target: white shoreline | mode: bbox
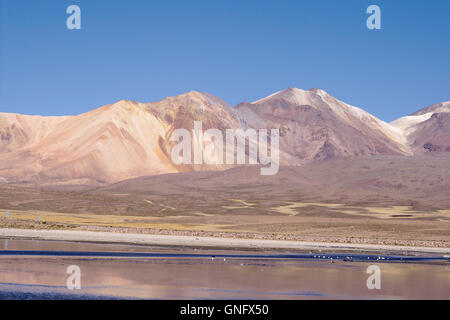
[0,228,449,254]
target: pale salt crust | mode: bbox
[0,228,449,254]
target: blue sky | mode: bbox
[0,0,449,122]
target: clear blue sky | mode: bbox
[0,0,449,122]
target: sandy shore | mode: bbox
[0,228,449,254]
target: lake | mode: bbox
[0,239,448,299]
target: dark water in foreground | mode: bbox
[0,239,449,299]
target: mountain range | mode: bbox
[0,88,449,185]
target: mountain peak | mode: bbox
[252,87,305,104]
[2,88,436,184]
[410,101,450,116]
[252,87,332,105]
[103,99,143,114]
[111,99,139,106]
[171,91,231,109]
[182,90,208,100]
[308,88,329,95]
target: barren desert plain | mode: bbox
[1,155,449,250]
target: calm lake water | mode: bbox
[0,239,449,299]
